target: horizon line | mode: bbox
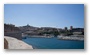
[4,23,84,29]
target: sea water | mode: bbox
[22,37,84,49]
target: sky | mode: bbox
[4,4,84,29]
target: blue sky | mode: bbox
[4,4,84,29]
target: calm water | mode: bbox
[22,37,84,49]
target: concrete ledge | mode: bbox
[4,36,33,49]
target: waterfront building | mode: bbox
[64,27,68,31]
[71,28,84,32]
[70,26,73,30]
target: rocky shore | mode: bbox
[26,35,54,38]
[23,35,84,41]
[57,35,84,41]
[4,36,33,49]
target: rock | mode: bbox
[4,38,8,49]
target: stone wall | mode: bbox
[4,32,22,40]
